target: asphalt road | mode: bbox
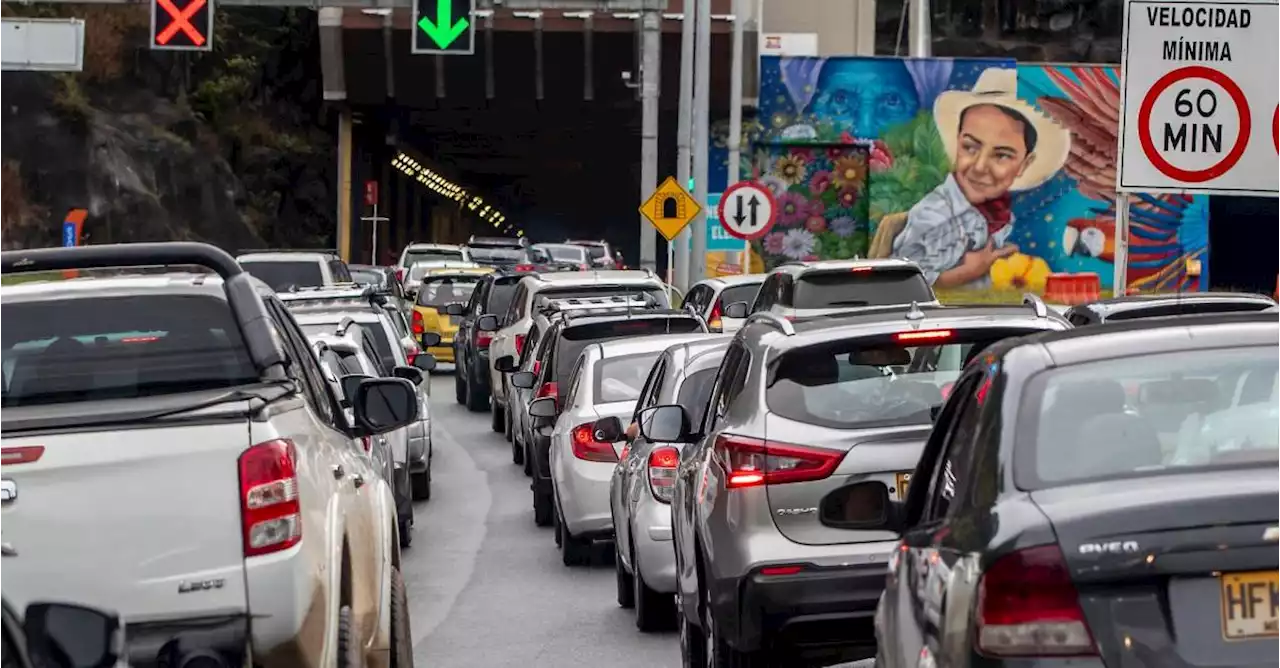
[403,373,873,668]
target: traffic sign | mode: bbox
[1117,0,1277,196]
[150,0,212,51]
[640,176,701,242]
[364,180,378,206]
[705,194,743,251]
[413,0,475,55]
[717,181,777,241]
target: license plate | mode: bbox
[894,472,911,499]
[1220,571,1279,640]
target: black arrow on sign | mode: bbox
[733,194,747,225]
[747,195,760,227]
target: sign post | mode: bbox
[1117,0,1278,196]
[150,0,213,51]
[412,0,476,55]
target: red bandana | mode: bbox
[974,195,1013,236]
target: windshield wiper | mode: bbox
[826,300,871,307]
[134,382,295,423]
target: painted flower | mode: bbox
[840,131,855,145]
[806,198,826,219]
[869,140,894,172]
[809,170,833,194]
[778,192,808,226]
[774,155,806,185]
[836,186,860,209]
[764,231,786,255]
[760,175,788,197]
[788,148,815,163]
[990,253,1052,292]
[830,216,857,238]
[805,216,827,233]
[832,157,866,189]
[780,229,817,260]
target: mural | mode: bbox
[755,55,1211,291]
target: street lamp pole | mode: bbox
[690,0,711,284]
[909,0,932,57]
[727,0,745,274]
[673,0,695,291]
[639,10,661,273]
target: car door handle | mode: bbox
[351,474,365,489]
[331,464,345,479]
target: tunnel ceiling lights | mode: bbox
[392,151,509,228]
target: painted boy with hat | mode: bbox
[891,67,1072,290]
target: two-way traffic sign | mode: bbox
[413,0,475,55]
[717,181,777,241]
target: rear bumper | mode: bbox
[557,460,615,537]
[718,562,885,660]
[126,613,249,668]
[428,344,454,363]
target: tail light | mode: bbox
[895,329,953,343]
[571,423,619,463]
[239,439,302,558]
[515,334,527,355]
[760,564,806,576]
[396,268,405,283]
[360,436,372,453]
[514,264,535,272]
[850,266,874,273]
[1,446,45,465]
[708,300,723,331]
[412,310,425,335]
[940,382,955,400]
[579,264,590,271]
[536,381,558,400]
[476,330,494,348]
[976,545,1096,657]
[532,360,541,375]
[714,434,845,488]
[406,345,420,365]
[647,446,680,503]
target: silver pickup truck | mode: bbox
[0,243,419,668]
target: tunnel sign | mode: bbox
[640,176,701,242]
[1117,0,1278,196]
[718,181,777,241]
[150,0,213,51]
[413,0,475,55]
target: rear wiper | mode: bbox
[134,383,295,423]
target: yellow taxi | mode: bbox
[411,266,495,363]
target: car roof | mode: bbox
[348,264,389,272]
[699,274,766,287]
[420,267,495,277]
[561,308,698,326]
[292,309,382,325]
[769,303,1068,352]
[1,272,230,303]
[771,258,921,274]
[594,332,718,358]
[1077,291,1276,317]
[525,269,659,286]
[237,252,335,262]
[1016,311,1278,366]
[403,243,463,251]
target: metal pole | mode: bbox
[639,10,661,274]
[371,202,379,264]
[1114,194,1130,295]
[690,0,711,284]
[337,110,353,262]
[909,0,932,57]
[674,3,695,290]
[727,0,746,275]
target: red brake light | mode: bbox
[121,336,160,343]
[1,446,44,465]
[515,334,527,355]
[714,434,845,488]
[536,381,558,400]
[476,330,494,348]
[850,266,874,273]
[239,439,302,558]
[396,268,405,283]
[360,436,372,453]
[976,545,1096,657]
[412,310,425,335]
[895,329,953,342]
[571,423,619,463]
[407,346,419,365]
[760,565,806,576]
[940,382,955,400]
[514,264,535,272]
[532,360,542,375]
[647,446,680,503]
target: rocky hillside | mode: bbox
[1,4,335,251]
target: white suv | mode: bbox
[236,250,352,292]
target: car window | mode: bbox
[361,320,400,371]
[506,284,528,326]
[554,318,702,382]
[706,342,749,431]
[520,324,544,367]
[792,269,933,309]
[633,356,668,421]
[241,261,325,291]
[595,352,663,405]
[266,301,338,427]
[540,245,588,263]
[350,268,383,287]
[404,248,465,266]
[2,294,260,407]
[752,276,777,312]
[924,389,981,521]
[719,284,761,311]
[329,261,352,283]
[678,367,720,430]
[1105,301,1275,321]
[486,278,520,317]
[684,286,710,315]
[470,247,529,264]
[1018,345,1278,489]
[417,276,482,308]
[360,335,388,375]
[563,356,586,408]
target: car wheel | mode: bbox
[504,406,514,443]
[464,370,489,412]
[490,400,505,433]
[679,600,706,668]
[512,432,525,465]
[615,544,635,609]
[398,517,413,549]
[558,519,590,567]
[522,440,533,477]
[533,488,554,527]
[704,593,763,667]
[634,546,675,632]
[389,567,414,668]
[337,605,364,668]
[454,371,466,404]
[412,468,431,502]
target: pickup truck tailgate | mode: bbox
[1,418,251,620]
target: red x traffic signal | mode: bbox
[151,0,213,51]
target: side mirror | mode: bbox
[494,355,518,373]
[24,602,121,668]
[394,365,425,384]
[419,332,442,348]
[511,371,537,390]
[930,404,943,423]
[412,355,438,372]
[638,405,692,443]
[477,314,500,332]
[723,301,749,319]
[352,377,420,435]
[444,302,465,316]
[340,373,373,406]
[528,396,557,428]
[818,481,901,532]
[592,416,624,443]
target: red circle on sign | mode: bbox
[718,181,779,242]
[1137,65,1251,184]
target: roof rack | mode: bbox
[536,294,657,315]
[905,301,927,322]
[746,312,795,336]
[279,284,391,310]
[1022,293,1049,318]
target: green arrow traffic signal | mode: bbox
[418,0,467,48]
[412,0,474,54]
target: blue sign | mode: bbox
[62,221,77,247]
[705,193,744,252]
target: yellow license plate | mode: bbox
[894,472,911,499]
[1220,571,1279,640]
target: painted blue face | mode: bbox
[807,61,919,138]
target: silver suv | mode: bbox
[1,243,419,668]
[647,299,1070,666]
[236,249,352,292]
[725,258,939,322]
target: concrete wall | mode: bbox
[760,0,876,56]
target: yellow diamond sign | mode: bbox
[640,176,701,241]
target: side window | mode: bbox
[505,285,527,326]
[1066,310,1091,327]
[563,357,586,409]
[633,356,668,422]
[330,261,352,283]
[266,300,339,427]
[706,343,749,432]
[779,275,795,307]
[685,287,708,314]
[520,325,543,366]
[923,390,982,521]
[468,280,487,314]
[361,336,387,376]
[751,277,775,311]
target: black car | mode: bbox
[494,307,708,528]
[1061,291,1275,326]
[450,269,531,410]
[865,312,1278,667]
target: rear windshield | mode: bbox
[538,286,670,309]
[470,247,528,263]
[540,245,587,262]
[486,278,521,316]
[301,321,396,372]
[766,329,1035,429]
[1105,301,1275,321]
[594,353,662,404]
[794,270,933,309]
[242,261,324,291]
[2,295,259,406]
[554,319,702,381]
[678,367,720,428]
[404,249,464,267]
[418,276,481,308]
[350,269,385,287]
[579,245,607,259]
[1018,346,1278,489]
[719,284,761,309]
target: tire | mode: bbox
[705,592,764,668]
[558,519,591,567]
[337,605,364,668]
[512,433,525,465]
[679,602,707,668]
[615,546,635,609]
[464,369,489,412]
[490,400,505,433]
[390,567,414,668]
[634,546,675,632]
[399,517,413,549]
[522,441,533,477]
[533,488,554,527]
[504,407,514,443]
[454,371,466,404]
[412,468,431,502]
